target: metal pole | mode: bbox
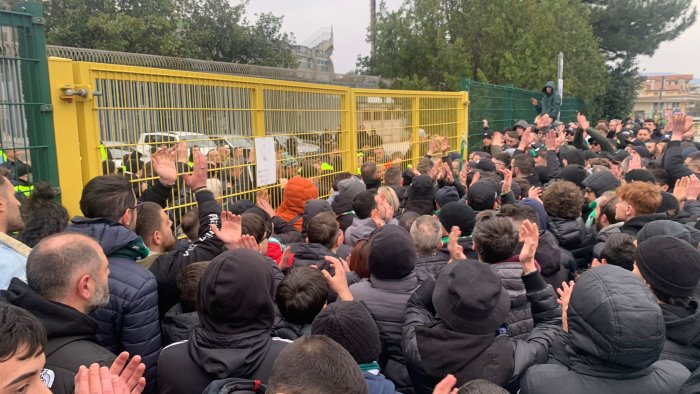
[370,0,377,60]
[557,52,563,121]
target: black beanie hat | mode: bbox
[581,170,620,197]
[635,235,700,298]
[656,192,679,215]
[624,169,656,184]
[311,301,381,364]
[475,159,496,173]
[467,181,498,212]
[557,165,588,188]
[438,201,476,235]
[407,175,436,201]
[435,186,460,207]
[368,224,416,279]
[432,260,510,334]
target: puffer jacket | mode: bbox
[65,217,161,391]
[436,237,478,261]
[619,213,668,237]
[271,318,312,341]
[350,272,422,392]
[276,177,318,231]
[288,242,336,269]
[345,217,399,247]
[592,221,623,259]
[490,259,534,340]
[402,268,562,393]
[415,255,449,279]
[520,265,691,394]
[162,303,199,346]
[660,301,700,371]
[547,216,595,272]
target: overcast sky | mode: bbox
[247,0,700,78]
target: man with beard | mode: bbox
[0,168,28,289]
[0,233,146,394]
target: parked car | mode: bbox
[136,131,218,159]
[274,135,320,156]
[102,141,140,168]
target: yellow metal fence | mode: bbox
[48,58,468,231]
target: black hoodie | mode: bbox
[660,301,700,371]
[157,249,288,394]
[1,278,116,394]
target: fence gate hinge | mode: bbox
[32,17,45,25]
[39,104,53,112]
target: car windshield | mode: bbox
[180,134,217,149]
[226,137,253,149]
[108,147,133,159]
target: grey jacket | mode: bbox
[350,272,423,392]
[491,260,534,340]
[345,217,398,246]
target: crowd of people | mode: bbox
[1,106,700,394]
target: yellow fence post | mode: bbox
[343,89,357,175]
[462,92,470,159]
[252,85,265,138]
[70,62,103,183]
[410,96,420,166]
[47,57,83,216]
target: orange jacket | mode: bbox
[276,176,318,231]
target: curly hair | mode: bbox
[19,183,69,247]
[616,181,662,215]
[542,180,584,219]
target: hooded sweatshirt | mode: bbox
[660,300,700,371]
[535,81,560,120]
[520,265,690,394]
[1,278,116,394]
[157,249,289,394]
[276,177,318,231]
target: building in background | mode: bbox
[293,27,334,73]
[633,73,700,121]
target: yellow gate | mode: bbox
[48,58,468,226]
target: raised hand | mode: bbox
[447,226,466,262]
[673,176,690,203]
[499,168,512,195]
[108,352,146,394]
[151,145,178,185]
[239,235,260,253]
[184,149,207,190]
[627,151,642,171]
[492,131,503,147]
[576,112,590,130]
[530,98,538,106]
[469,171,481,187]
[545,129,558,151]
[75,364,130,394]
[256,191,276,218]
[443,163,455,184]
[322,256,353,301]
[518,219,539,274]
[210,211,242,250]
[371,208,385,229]
[557,280,575,333]
[528,186,543,203]
[432,374,458,394]
[687,175,700,200]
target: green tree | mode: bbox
[583,0,697,60]
[362,0,607,101]
[592,60,645,119]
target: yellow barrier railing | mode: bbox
[48,57,468,230]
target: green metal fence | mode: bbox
[0,2,59,197]
[461,79,583,152]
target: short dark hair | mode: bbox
[307,212,340,249]
[644,118,656,124]
[241,213,268,242]
[135,202,164,243]
[332,172,353,191]
[0,303,47,362]
[600,233,636,271]
[637,127,651,135]
[352,189,378,219]
[649,168,671,189]
[458,379,509,394]
[361,161,377,183]
[80,175,136,221]
[180,207,199,241]
[499,203,538,225]
[472,216,519,264]
[26,233,102,301]
[398,211,420,232]
[384,167,402,185]
[275,268,329,324]
[176,261,210,312]
[599,196,621,225]
[267,335,367,394]
[512,153,534,176]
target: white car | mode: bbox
[102,141,140,168]
[274,135,320,156]
[136,131,218,159]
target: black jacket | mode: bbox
[620,213,669,237]
[660,301,700,371]
[162,303,199,346]
[388,184,408,208]
[289,242,336,269]
[436,237,478,261]
[65,217,161,390]
[271,216,304,245]
[415,254,449,279]
[664,140,698,183]
[1,279,116,394]
[149,190,226,317]
[547,216,595,272]
[520,265,691,394]
[271,317,312,341]
[402,269,561,393]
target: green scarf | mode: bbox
[359,361,380,372]
[111,237,150,260]
[586,200,598,227]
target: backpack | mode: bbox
[202,378,267,394]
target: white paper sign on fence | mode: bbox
[255,137,277,187]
